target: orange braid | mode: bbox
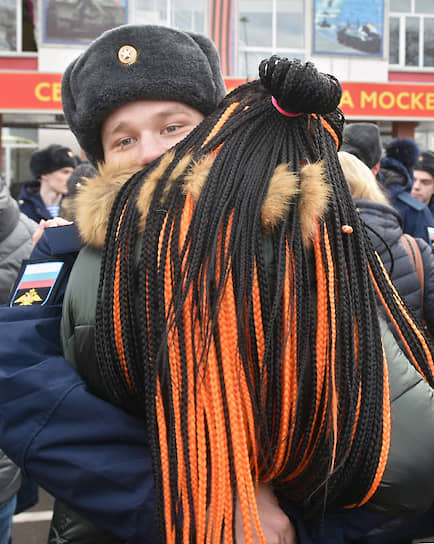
[359,347,391,505]
[155,378,175,544]
[202,102,239,148]
[323,225,338,472]
[113,247,133,391]
[370,255,433,377]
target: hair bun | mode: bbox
[259,56,342,115]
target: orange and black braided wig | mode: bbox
[94,58,433,543]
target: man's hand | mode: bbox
[234,482,297,544]
[32,217,73,246]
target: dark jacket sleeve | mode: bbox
[0,305,155,543]
[418,238,434,334]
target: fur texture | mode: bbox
[261,164,299,231]
[61,25,226,165]
[136,151,175,233]
[76,159,330,250]
[298,161,330,246]
[75,162,139,247]
[183,154,216,201]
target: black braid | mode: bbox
[93,56,434,541]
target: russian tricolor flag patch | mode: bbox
[10,261,65,307]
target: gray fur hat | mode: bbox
[341,122,383,169]
[61,24,226,165]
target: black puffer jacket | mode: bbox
[355,198,434,335]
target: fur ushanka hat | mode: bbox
[30,144,76,179]
[61,24,227,166]
[415,151,434,178]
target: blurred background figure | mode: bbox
[339,151,434,336]
[0,172,38,544]
[341,122,383,176]
[378,136,433,242]
[411,150,434,217]
[0,451,21,544]
[0,173,37,304]
[18,144,77,223]
[60,160,97,222]
[342,124,434,244]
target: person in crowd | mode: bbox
[62,55,434,543]
[411,150,434,217]
[27,23,231,544]
[378,137,434,242]
[340,124,433,244]
[0,452,20,544]
[0,173,37,304]
[18,144,76,223]
[59,160,97,222]
[0,27,434,544]
[0,173,37,544]
[341,122,383,176]
[339,151,434,335]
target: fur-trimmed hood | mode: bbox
[75,159,329,249]
[74,163,140,248]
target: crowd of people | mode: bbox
[0,23,433,544]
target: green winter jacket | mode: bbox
[61,240,434,517]
[61,165,434,517]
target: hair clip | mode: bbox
[341,224,353,234]
[271,96,302,118]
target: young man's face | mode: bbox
[40,167,74,195]
[101,100,205,168]
[411,169,434,205]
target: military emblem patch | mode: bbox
[9,260,65,307]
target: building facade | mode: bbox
[1,0,433,195]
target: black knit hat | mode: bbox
[30,144,77,179]
[385,137,420,175]
[61,24,226,166]
[341,122,382,169]
[415,151,434,178]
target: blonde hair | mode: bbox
[338,151,389,204]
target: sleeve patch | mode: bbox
[9,260,66,307]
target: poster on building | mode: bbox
[42,0,128,45]
[313,0,384,57]
[0,0,17,51]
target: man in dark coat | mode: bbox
[18,144,76,223]
[411,150,434,218]
[379,137,433,243]
[341,124,433,244]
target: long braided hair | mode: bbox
[95,57,434,543]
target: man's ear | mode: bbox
[371,162,380,176]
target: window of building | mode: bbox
[135,0,167,24]
[0,0,37,54]
[238,0,304,79]
[135,0,205,33]
[389,1,434,68]
[1,127,37,197]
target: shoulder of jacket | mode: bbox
[397,191,427,211]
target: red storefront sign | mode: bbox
[1,73,434,119]
[339,81,434,119]
[1,73,62,111]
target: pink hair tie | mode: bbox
[271,96,302,117]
